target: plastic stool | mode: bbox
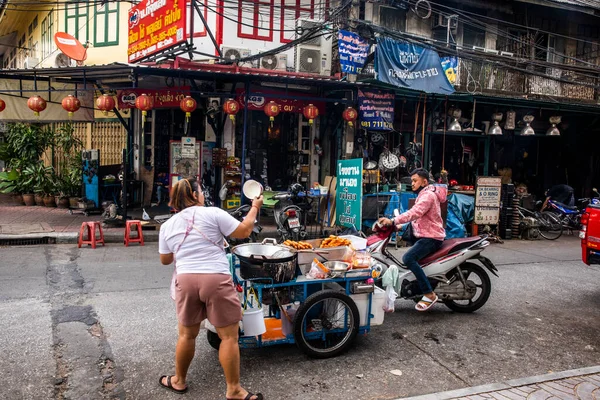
[124,220,144,246]
[78,221,105,249]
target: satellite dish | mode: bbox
[55,52,72,68]
[54,32,87,62]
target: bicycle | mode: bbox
[516,205,563,240]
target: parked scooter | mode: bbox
[546,188,600,231]
[272,183,313,242]
[227,204,262,245]
[368,223,498,313]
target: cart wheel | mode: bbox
[207,330,221,350]
[293,289,360,359]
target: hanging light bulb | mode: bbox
[546,116,561,136]
[520,115,535,136]
[489,112,503,135]
[448,107,462,131]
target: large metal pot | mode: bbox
[232,239,298,283]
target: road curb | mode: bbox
[0,231,160,244]
[397,366,600,400]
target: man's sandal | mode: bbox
[415,294,438,312]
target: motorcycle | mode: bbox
[546,189,600,231]
[272,183,313,242]
[368,223,498,313]
[227,204,262,245]
[202,183,213,207]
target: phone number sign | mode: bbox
[358,89,395,131]
[474,176,502,225]
[128,0,187,63]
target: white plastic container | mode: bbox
[339,235,368,250]
[350,286,385,326]
[242,307,266,336]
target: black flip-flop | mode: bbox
[227,392,264,400]
[159,375,188,394]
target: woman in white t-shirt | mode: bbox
[158,178,263,400]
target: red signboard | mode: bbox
[128,0,187,63]
[117,87,191,109]
[236,89,325,114]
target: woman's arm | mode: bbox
[229,196,263,239]
[160,253,174,265]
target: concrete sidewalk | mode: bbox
[400,366,600,400]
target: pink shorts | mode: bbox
[174,273,242,328]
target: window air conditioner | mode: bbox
[433,14,457,31]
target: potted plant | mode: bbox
[55,177,70,208]
[22,164,53,206]
[55,124,83,208]
[0,168,25,205]
[43,169,57,207]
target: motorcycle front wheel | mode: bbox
[444,262,491,313]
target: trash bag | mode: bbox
[384,285,398,313]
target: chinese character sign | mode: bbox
[337,159,363,229]
[128,0,187,63]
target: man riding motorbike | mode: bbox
[378,168,446,312]
[542,183,575,210]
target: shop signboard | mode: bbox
[375,37,455,95]
[117,87,190,109]
[337,30,370,74]
[236,89,326,114]
[336,158,363,229]
[474,176,502,225]
[181,137,196,158]
[357,89,394,130]
[128,0,187,63]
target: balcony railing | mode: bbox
[456,58,599,102]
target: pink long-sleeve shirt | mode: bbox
[394,185,446,240]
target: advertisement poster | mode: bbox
[117,87,190,109]
[337,159,363,229]
[375,37,455,95]
[440,56,458,85]
[338,30,370,74]
[474,176,502,225]
[128,0,187,63]
[358,89,395,131]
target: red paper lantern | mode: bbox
[135,93,154,124]
[342,107,358,127]
[263,101,280,126]
[61,95,81,119]
[223,99,240,122]
[303,104,319,125]
[179,96,197,122]
[96,94,115,116]
[0,98,5,112]
[27,95,47,117]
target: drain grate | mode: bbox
[0,237,56,246]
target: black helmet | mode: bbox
[290,183,304,196]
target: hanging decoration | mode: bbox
[27,95,47,117]
[448,107,462,131]
[520,115,535,136]
[179,96,197,122]
[303,104,319,125]
[61,95,81,119]
[263,101,280,126]
[342,107,358,127]
[223,99,240,122]
[0,98,5,112]
[546,116,561,136]
[96,94,116,115]
[135,93,154,125]
[488,112,503,135]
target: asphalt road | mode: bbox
[1,235,599,400]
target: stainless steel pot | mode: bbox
[232,239,298,283]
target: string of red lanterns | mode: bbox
[96,94,115,115]
[223,99,240,123]
[0,98,5,113]
[61,95,81,120]
[27,95,47,117]
[135,93,154,125]
[303,104,319,125]
[342,107,358,127]
[180,96,197,123]
[264,101,280,126]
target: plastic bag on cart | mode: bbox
[307,260,328,279]
[383,286,398,313]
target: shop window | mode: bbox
[41,18,47,57]
[41,11,54,59]
[238,0,274,41]
[65,0,89,44]
[378,6,405,33]
[576,24,599,63]
[94,1,119,47]
[462,24,485,49]
[188,0,208,38]
[280,0,314,43]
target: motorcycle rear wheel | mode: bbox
[443,262,491,313]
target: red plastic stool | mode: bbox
[124,220,144,247]
[78,221,105,249]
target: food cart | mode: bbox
[205,237,385,359]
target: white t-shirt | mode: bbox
[158,206,240,275]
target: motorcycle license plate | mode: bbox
[288,218,300,228]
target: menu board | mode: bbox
[336,158,363,229]
[170,140,200,179]
[474,176,502,225]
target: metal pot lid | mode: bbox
[232,242,296,260]
[365,160,378,170]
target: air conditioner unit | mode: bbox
[260,54,288,71]
[23,57,39,69]
[294,18,332,76]
[221,46,252,67]
[432,14,457,31]
[484,48,499,55]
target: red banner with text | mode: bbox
[236,89,326,114]
[116,87,191,109]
